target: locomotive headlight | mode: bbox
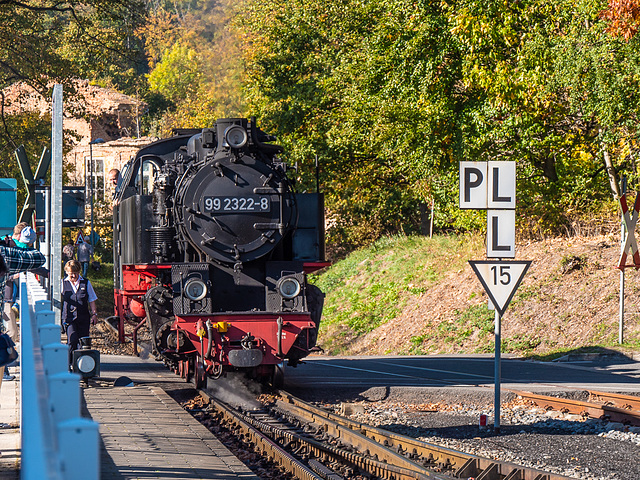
[224,125,248,149]
[277,277,301,299]
[184,279,208,301]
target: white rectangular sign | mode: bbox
[487,209,515,258]
[460,161,516,210]
[459,161,488,209]
[488,161,516,209]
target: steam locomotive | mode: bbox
[112,117,326,386]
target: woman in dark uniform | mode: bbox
[61,260,98,365]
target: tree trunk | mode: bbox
[603,145,621,198]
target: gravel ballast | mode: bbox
[320,387,640,480]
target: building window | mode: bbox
[85,157,105,201]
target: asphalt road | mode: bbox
[282,354,640,398]
[93,353,640,404]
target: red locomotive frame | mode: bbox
[114,262,328,385]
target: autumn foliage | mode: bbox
[4,1,640,255]
[601,0,640,40]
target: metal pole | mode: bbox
[620,212,625,344]
[619,177,627,345]
[89,142,94,259]
[429,198,434,238]
[315,154,319,193]
[51,85,63,325]
[494,309,501,433]
[44,186,50,291]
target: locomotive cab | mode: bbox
[113,118,326,386]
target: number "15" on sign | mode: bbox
[469,260,531,316]
[491,265,511,285]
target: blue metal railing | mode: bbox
[19,273,99,480]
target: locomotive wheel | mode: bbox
[194,357,207,389]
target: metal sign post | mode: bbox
[460,161,530,433]
[51,84,63,324]
[620,218,625,345]
[494,309,501,431]
[469,259,531,433]
[616,189,640,344]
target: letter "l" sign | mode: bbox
[488,161,515,209]
[487,210,515,258]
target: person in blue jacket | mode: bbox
[76,241,93,278]
[0,229,46,381]
[61,260,98,366]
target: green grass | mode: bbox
[311,233,483,353]
[81,235,640,360]
[501,334,542,353]
[523,345,637,362]
[311,232,640,359]
[84,262,115,319]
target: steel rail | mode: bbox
[271,403,442,480]
[238,408,441,480]
[205,393,442,480]
[509,389,640,426]
[279,390,576,480]
[200,391,325,480]
[586,390,640,410]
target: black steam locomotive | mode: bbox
[112,117,326,386]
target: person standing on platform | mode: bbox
[1,222,24,382]
[61,260,98,367]
[62,242,75,263]
[2,223,25,344]
[109,168,121,206]
[0,231,46,381]
[10,227,49,310]
[76,240,92,278]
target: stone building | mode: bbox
[3,80,156,202]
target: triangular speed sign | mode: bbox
[469,260,531,316]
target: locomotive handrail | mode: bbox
[19,272,99,480]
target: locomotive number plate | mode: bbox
[204,196,270,213]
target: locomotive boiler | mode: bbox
[112,117,326,386]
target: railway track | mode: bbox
[508,389,640,426]
[199,388,576,480]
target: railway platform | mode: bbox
[0,363,20,480]
[82,354,259,480]
[0,350,260,480]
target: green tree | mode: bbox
[142,0,246,135]
[148,42,201,103]
[0,1,146,93]
[239,0,640,245]
[240,0,475,245]
[0,1,147,206]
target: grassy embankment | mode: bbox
[310,234,490,354]
[310,234,640,359]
